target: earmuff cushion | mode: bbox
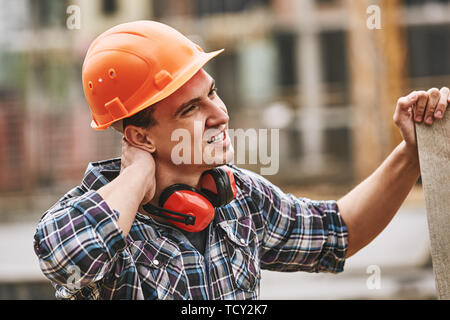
[200,168,233,207]
[216,169,233,205]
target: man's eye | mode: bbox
[182,105,197,116]
[209,87,218,96]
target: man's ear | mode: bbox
[123,126,156,153]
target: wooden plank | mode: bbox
[347,0,385,181]
[346,0,408,181]
[416,110,450,300]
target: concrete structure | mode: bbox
[416,107,450,299]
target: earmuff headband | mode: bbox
[142,203,196,226]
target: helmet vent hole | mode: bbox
[109,68,116,79]
[88,81,93,90]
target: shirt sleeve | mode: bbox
[33,186,128,296]
[235,167,348,273]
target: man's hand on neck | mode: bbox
[97,139,156,237]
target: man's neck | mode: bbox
[150,162,206,206]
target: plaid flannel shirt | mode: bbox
[33,158,348,300]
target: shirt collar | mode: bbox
[81,157,121,191]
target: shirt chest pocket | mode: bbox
[217,216,260,293]
[130,238,188,300]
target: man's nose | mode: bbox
[205,102,229,128]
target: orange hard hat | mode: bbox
[82,20,224,130]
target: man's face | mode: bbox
[145,69,234,171]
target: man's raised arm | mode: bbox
[337,87,449,258]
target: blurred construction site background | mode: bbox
[0,0,449,299]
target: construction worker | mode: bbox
[33,21,449,300]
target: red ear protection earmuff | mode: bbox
[142,166,237,232]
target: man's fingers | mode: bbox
[395,91,417,112]
[422,88,440,125]
[413,91,429,122]
[393,92,417,127]
[434,87,449,120]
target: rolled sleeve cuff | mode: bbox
[316,200,349,273]
[69,190,128,259]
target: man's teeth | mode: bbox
[208,132,225,144]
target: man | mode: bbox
[34,21,449,300]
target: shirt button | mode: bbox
[240,238,246,245]
[153,259,160,266]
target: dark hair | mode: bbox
[123,105,158,129]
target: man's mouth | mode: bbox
[207,131,226,144]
